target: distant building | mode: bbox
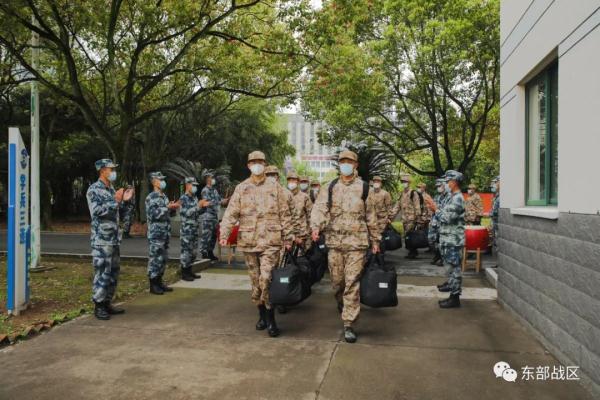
[281,113,338,180]
[500,2,600,397]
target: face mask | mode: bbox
[444,183,451,192]
[211,178,216,186]
[468,189,474,195]
[373,183,381,189]
[159,180,166,190]
[300,183,308,191]
[417,188,424,193]
[266,176,277,184]
[288,182,297,190]
[436,186,445,193]
[250,164,264,176]
[339,163,354,176]
[191,186,198,194]
[491,185,497,193]
[108,171,117,182]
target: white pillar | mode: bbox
[30,16,41,268]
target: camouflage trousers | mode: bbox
[180,232,198,270]
[200,218,218,253]
[148,240,169,279]
[243,248,280,310]
[328,249,366,327]
[428,219,440,249]
[492,221,499,251]
[122,209,134,234]
[440,245,463,295]
[91,245,120,303]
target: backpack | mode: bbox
[327,177,370,210]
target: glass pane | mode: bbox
[550,66,558,203]
[527,78,547,202]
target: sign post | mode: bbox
[7,127,31,315]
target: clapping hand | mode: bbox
[114,188,125,203]
[168,200,181,210]
[311,229,320,242]
[199,199,211,208]
[123,188,134,202]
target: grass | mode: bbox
[0,256,180,340]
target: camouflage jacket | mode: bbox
[200,186,221,220]
[418,192,433,224]
[220,176,293,252]
[310,177,380,250]
[145,191,171,242]
[291,189,312,239]
[437,191,465,247]
[179,192,200,231]
[369,188,393,232]
[86,180,124,247]
[391,188,423,231]
[465,193,484,223]
[491,193,500,223]
[429,191,450,230]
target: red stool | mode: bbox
[217,223,239,265]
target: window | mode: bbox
[526,63,558,205]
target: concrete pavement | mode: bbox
[0,271,592,400]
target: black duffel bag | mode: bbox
[405,227,429,249]
[360,253,398,308]
[305,234,328,285]
[270,248,311,306]
[382,224,402,251]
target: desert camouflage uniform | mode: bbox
[200,185,221,254]
[310,177,380,327]
[418,191,433,226]
[145,191,171,279]
[428,191,450,249]
[465,192,484,225]
[291,189,312,248]
[369,187,393,235]
[437,191,466,295]
[220,176,293,309]
[86,180,124,303]
[391,188,422,233]
[179,192,200,270]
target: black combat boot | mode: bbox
[430,250,441,265]
[105,301,125,315]
[159,276,173,292]
[181,267,195,281]
[344,327,357,343]
[434,252,444,266]
[439,293,461,308]
[266,308,280,337]
[207,250,219,261]
[94,301,110,320]
[149,277,164,295]
[256,305,267,330]
[437,281,451,292]
[201,251,210,260]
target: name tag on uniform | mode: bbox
[280,277,289,284]
[378,282,388,289]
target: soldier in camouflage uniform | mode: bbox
[428,178,450,266]
[179,177,204,281]
[490,176,500,252]
[121,188,135,238]
[391,174,423,258]
[465,183,484,225]
[219,151,293,337]
[145,172,180,295]
[425,170,466,308]
[369,176,393,239]
[309,180,321,203]
[311,150,381,343]
[299,176,310,194]
[286,171,312,249]
[416,183,433,227]
[86,159,133,320]
[199,172,223,261]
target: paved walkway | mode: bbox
[0,270,592,400]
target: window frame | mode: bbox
[525,63,558,206]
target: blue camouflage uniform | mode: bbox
[179,190,200,270]
[86,177,124,303]
[437,190,466,296]
[121,198,135,235]
[428,184,450,249]
[491,191,500,251]
[146,190,171,279]
[200,185,221,254]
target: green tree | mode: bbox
[303,0,500,177]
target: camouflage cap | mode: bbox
[443,170,464,183]
[247,150,266,162]
[400,173,411,182]
[299,176,310,183]
[310,180,321,186]
[468,183,477,189]
[286,170,299,180]
[435,178,446,186]
[265,165,279,176]
[184,177,198,185]
[149,171,166,180]
[95,158,118,171]
[202,171,214,179]
[372,176,383,182]
[338,150,358,162]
